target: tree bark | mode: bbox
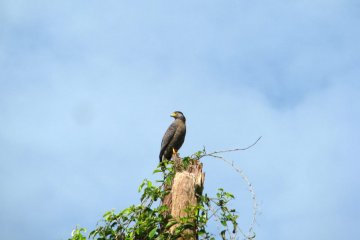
[162,154,205,240]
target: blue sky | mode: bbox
[1,0,360,239]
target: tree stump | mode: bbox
[162,154,205,240]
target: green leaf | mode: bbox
[220,230,226,240]
[103,211,113,221]
[232,221,238,233]
[120,207,131,216]
[153,169,162,173]
[164,220,177,228]
[138,180,146,192]
[69,227,87,240]
[148,227,157,238]
[225,192,235,199]
[198,229,206,236]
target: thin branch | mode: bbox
[208,154,258,239]
[203,136,262,156]
[199,136,261,240]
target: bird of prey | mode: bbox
[159,111,186,162]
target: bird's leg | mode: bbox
[172,148,178,155]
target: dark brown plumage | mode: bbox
[159,111,186,162]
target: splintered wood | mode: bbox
[162,154,205,240]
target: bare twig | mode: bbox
[204,136,262,156]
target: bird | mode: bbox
[159,111,186,162]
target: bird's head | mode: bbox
[170,111,186,122]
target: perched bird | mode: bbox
[159,111,186,162]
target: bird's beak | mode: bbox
[170,112,176,117]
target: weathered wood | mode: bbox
[162,154,205,239]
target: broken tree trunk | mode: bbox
[162,154,205,240]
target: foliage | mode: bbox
[70,227,87,240]
[69,156,246,240]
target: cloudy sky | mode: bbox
[1,0,359,239]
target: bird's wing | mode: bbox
[159,122,177,161]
